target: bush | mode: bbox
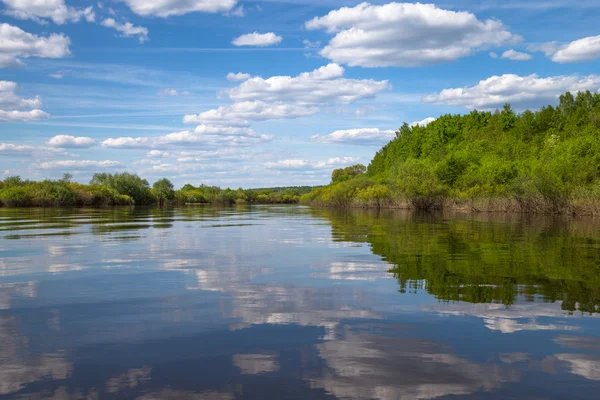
[0,186,34,207]
[395,160,448,209]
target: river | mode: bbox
[0,206,599,399]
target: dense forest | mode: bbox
[0,172,313,207]
[302,91,600,215]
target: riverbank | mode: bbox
[303,196,600,216]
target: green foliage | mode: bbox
[0,175,315,209]
[300,176,375,208]
[173,185,315,205]
[395,159,448,209]
[331,164,366,184]
[91,172,156,205]
[153,178,175,205]
[356,184,392,208]
[0,177,133,207]
[308,90,600,213]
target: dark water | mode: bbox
[1,206,599,400]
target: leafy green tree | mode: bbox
[153,178,175,206]
[90,172,155,205]
[331,164,367,184]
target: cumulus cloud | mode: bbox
[423,73,600,109]
[47,135,95,149]
[184,101,318,126]
[123,0,237,17]
[501,49,532,61]
[101,18,148,43]
[410,117,436,127]
[186,64,388,128]
[305,2,520,67]
[101,126,273,150]
[1,0,95,25]
[38,160,122,169]
[552,35,600,63]
[225,63,388,104]
[0,23,71,67]
[232,32,282,47]
[0,81,41,109]
[265,157,359,170]
[311,128,395,146]
[0,81,49,121]
[227,72,251,82]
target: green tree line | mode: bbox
[302,91,600,215]
[0,173,314,207]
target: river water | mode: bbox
[0,206,599,399]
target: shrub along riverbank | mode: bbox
[0,173,315,207]
[301,91,600,216]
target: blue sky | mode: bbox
[1,0,600,188]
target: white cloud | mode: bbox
[47,135,95,149]
[552,35,600,63]
[303,39,321,49]
[1,1,95,25]
[423,73,600,109]
[232,32,282,47]
[160,88,179,96]
[38,160,122,169]
[101,126,273,150]
[49,73,63,79]
[265,157,359,170]
[123,0,237,17]
[0,23,71,67]
[311,128,395,146]
[186,64,388,128]
[184,101,318,126]
[227,72,251,82]
[227,5,245,17]
[0,81,42,109]
[0,143,49,155]
[305,2,520,67]
[101,18,148,43]
[225,63,388,104]
[0,109,49,121]
[0,81,49,121]
[489,52,498,59]
[158,88,190,96]
[501,49,532,61]
[410,117,436,127]
[527,41,559,57]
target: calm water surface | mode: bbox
[1,206,599,399]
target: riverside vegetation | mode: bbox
[3,91,600,214]
[301,91,600,215]
[0,172,314,207]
